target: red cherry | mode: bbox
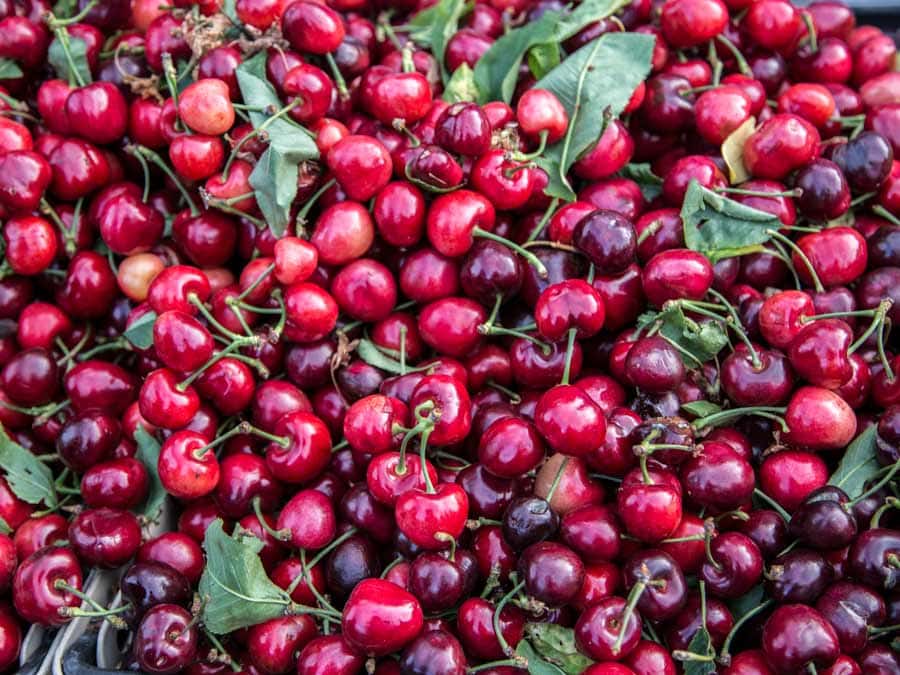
[341,579,424,656]
[395,484,469,550]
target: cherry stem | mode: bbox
[222,98,304,178]
[45,22,87,87]
[397,415,434,475]
[850,460,900,507]
[252,496,291,542]
[419,426,435,493]
[295,178,337,234]
[766,229,824,293]
[803,308,878,322]
[188,294,244,342]
[869,621,900,637]
[753,488,791,522]
[692,406,788,432]
[560,328,577,385]
[191,422,250,460]
[718,187,801,198]
[613,579,646,655]
[526,198,560,243]
[703,520,723,571]
[305,526,359,569]
[512,130,549,162]
[299,549,340,615]
[660,533,706,544]
[235,262,276,304]
[714,34,752,76]
[399,325,408,375]
[493,579,525,657]
[718,599,774,662]
[545,457,570,503]
[801,12,819,52]
[486,381,522,405]
[47,0,98,27]
[848,300,893,369]
[178,338,256,391]
[473,227,549,279]
[467,658,527,673]
[704,290,762,368]
[203,629,241,673]
[129,148,152,202]
[203,192,265,228]
[870,497,900,529]
[873,205,900,228]
[323,52,349,99]
[128,145,199,216]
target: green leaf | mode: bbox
[52,0,78,16]
[357,338,407,375]
[829,425,880,499]
[409,0,469,82]
[524,623,594,675]
[473,12,560,104]
[0,516,10,535]
[681,627,717,675]
[516,639,567,675]
[727,585,764,622]
[621,162,663,201]
[534,32,655,201]
[221,0,239,24]
[646,304,729,367]
[527,43,560,81]
[681,180,782,263]
[124,310,157,350]
[0,59,23,80]
[554,0,631,40]
[199,520,291,634]
[0,425,57,508]
[681,400,723,418]
[48,34,92,86]
[443,63,479,103]
[250,148,298,238]
[235,53,319,163]
[134,426,166,521]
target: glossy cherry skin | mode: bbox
[701,532,764,599]
[120,561,192,624]
[623,549,687,622]
[744,115,821,180]
[133,604,198,675]
[535,279,606,341]
[247,615,317,675]
[642,249,713,307]
[157,431,219,500]
[1,348,59,407]
[408,552,464,612]
[277,489,335,550]
[760,450,829,513]
[759,290,815,350]
[13,546,82,626]
[57,410,122,472]
[575,596,642,661]
[617,466,682,543]
[624,640,677,675]
[395,484,469,550]
[816,581,886,655]
[681,442,755,512]
[327,134,392,202]
[297,636,365,675]
[848,528,900,590]
[478,417,544,478]
[762,605,840,675]
[65,82,128,145]
[534,384,606,458]
[793,227,868,289]
[785,386,857,451]
[625,335,685,393]
[409,374,472,445]
[435,103,491,156]
[341,579,424,657]
[665,592,734,652]
[68,507,142,569]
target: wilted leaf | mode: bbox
[721,117,755,184]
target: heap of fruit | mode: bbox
[0,0,899,672]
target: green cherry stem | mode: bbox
[718,599,774,663]
[128,145,199,215]
[560,328,577,386]
[493,579,525,657]
[766,229,825,293]
[544,457,570,504]
[473,227,549,279]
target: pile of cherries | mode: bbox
[0,0,899,672]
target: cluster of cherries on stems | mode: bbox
[0,0,899,673]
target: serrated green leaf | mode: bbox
[681,627,716,675]
[124,310,157,350]
[0,59,23,80]
[534,33,655,201]
[199,520,291,634]
[48,34,91,86]
[655,305,729,366]
[527,43,560,81]
[524,623,594,674]
[829,425,880,499]
[235,52,319,163]
[443,64,479,103]
[250,148,297,238]
[0,425,57,508]
[681,400,723,418]
[473,12,560,104]
[516,639,567,675]
[134,426,166,521]
[409,0,469,82]
[357,338,407,375]
[681,180,782,263]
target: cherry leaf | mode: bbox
[134,426,166,521]
[0,424,57,507]
[124,310,156,350]
[0,59,23,80]
[727,585,765,622]
[533,32,655,201]
[721,117,755,184]
[641,305,729,367]
[524,623,594,674]
[527,42,560,81]
[828,424,879,499]
[621,162,663,201]
[681,400,723,418]
[680,627,717,675]
[199,520,291,635]
[681,180,782,263]
[516,639,567,675]
[48,34,91,87]
[250,148,298,238]
[443,64,479,103]
[408,0,470,83]
[357,338,405,375]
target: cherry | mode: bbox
[574,121,635,181]
[793,227,868,289]
[457,597,525,660]
[785,386,857,451]
[400,630,466,675]
[642,249,713,307]
[702,531,764,598]
[765,548,832,604]
[575,596,642,661]
[396,483,468,550]
[158,431,220,500]
[283,0,345,54]
[695,85,754,145]
[744,115,821,181]
[535,384,607,458]
[479,417,544,478]
[760,449,829,512]
[460,241,523,304]
[794,159,851,221]
[617,466,682,543]
[517,89,569,144]
[277,488,335,549]
[342,578,424,656]
[133,603,198,674]
[721,344,795,406]
[68,507,141,569]
[65,82,128,146]
[848,528,900,590]
[681,441,754,511]
[178,79,235,136]
[759,290,815,350]
[327,135,392,202]
[762,605,840,674]
[503,496,560,550]
[247,615,317,675]
[13,546,82,626]
[816,581,886,655]
[623,549,687,622]
[408,552,464,612]
[120,561,192,623]
[788,318,853,389]
[362,68,432,126]
[470,150,535,211]
[1,348,58,407]
[409,374,472,445]
[297,636,365,675]
[138,533,204,586]
[435,103,491,157]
